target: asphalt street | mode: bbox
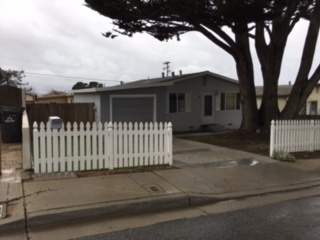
[79,195,320,240]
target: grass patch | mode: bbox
[179,131,270,156]
[272,150,295,162]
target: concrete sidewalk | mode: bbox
[1,138,320,232]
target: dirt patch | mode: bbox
[291,151,320,160]
[76,165,176,178]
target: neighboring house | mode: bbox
[73,71,241,132]
[25,92,36,105]
[36,90,74,104]
[256,84,320,115]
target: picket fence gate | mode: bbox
[33,122,173,174]
[270,119,320,156]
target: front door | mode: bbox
[202,94,214,124]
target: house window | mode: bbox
[220,92,240,110]
[169,93,186,113]
[310,101,318,115]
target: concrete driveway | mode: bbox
[172,137,275,168]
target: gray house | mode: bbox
[73,71,241,132]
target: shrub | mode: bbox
[272,150,296,162]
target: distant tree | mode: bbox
[72,81,89,90]
[88,81,104,88]
[0,68,5,83]
[0,68,32,92]
[72,81,104,90]
[85,0,320,133]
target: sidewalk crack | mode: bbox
[22,182,30,240]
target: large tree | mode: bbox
[0,68,31,92]
[85,0,320,132]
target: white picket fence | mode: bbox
[33,122,172,174]
[270,120,320,156]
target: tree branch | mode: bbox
[255,23,268,71]
[264,23,272,40]
[194,24,235,56]
[307,63,320,88]
[297,62,320,108]
[295,0,320,84]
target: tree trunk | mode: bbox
[257,48,284,128]
[258,84,280,127]
[254,15,292,129]
[237,67,259,133]
[234,32,259,133]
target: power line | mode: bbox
[25,72,121,83]
[1,56,157,79]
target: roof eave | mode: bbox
[73,82,173,94]
[171,71,238,85]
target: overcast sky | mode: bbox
[0,0,319,95]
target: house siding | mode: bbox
[166,75,241,132]
[212,78,241,129]
[73,72,241,132]
[306,86,320,115]
[165,77,202,132]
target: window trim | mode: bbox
[168,92,191,113]
[219,92,241,111]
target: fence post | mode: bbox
[270,120,275,157]
[310,120,315,152]
[33,122,39,174]
[108,122,114,170]
[167,122,173,165]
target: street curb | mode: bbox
[0,215,25,232]
[188,180,320,206]
[26,193,189,228]
[2,180,320,231]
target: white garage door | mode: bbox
[111,96,155,123]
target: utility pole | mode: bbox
[163,62,171,77]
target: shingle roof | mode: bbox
[73,71,239,94]
[41,90,72,97]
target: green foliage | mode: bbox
[72,81,104,90]
[0,68,25,86]
[272,150,296,162]
[84,0,316,40]
[0,68,31,92]
[88,81,104,88]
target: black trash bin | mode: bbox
[0,106,24,143]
